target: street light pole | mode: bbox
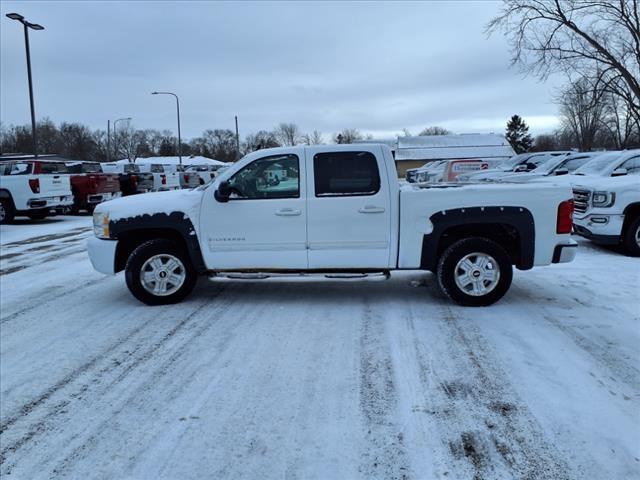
[6,13,44,158]
[152,91,182,165]
[112,117,132,161]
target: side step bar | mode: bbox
[210,271,391,281]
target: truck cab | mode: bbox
[88,144,576,307]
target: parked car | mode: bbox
[571,164,639,256]
[88,144,576,307]
[495,152,601,183]
[65,161,121,213]
[137,164,180,191]
[0,158,74,223]
[185,164,226,185]
[101,163,154,196]
[533,150,639,185]
[457,151,571,182]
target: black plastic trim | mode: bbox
[109,212,206,272]
[552,243,577,263]
[572,224,619,245]
[420,206,536,271]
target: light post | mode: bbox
[152,91,182,165]
[6,13,44,158]
[112,117,132,160]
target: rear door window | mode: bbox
[313,151,380,197]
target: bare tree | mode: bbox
[302,130,324,145]
[489,0,640,114]
[243,130,281,153]
[418,126,451,136]
[333,128,364,144]
[275,122,302,146]
[558,78,608,151]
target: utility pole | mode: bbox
[107,120,111,162]
[6,13,44,158]
[235,115,240,160]
[152,91,182,165]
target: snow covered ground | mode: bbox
[1,216,638,479]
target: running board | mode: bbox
[210,271,390,281]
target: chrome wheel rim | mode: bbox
[635,225,640,248]
[140,254,186,296]
[454,252,500,297]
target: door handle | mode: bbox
[358,205,385,214]
[275,208,302,216]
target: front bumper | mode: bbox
[552,240,578,264]
[573,213,624,244]
[87,237,118,275]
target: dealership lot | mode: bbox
[0,216,638,479]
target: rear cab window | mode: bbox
[37,162,68,174]
[313,151,380,197]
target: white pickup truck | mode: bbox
[0,158,73,223]
[87,145,577,306]
[572,169,640,256]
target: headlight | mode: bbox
[592,191,615,207]
[93,211,110,238]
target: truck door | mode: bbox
[200,152,308,270]
[306,146,392,269]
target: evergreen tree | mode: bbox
[505,115,533,153]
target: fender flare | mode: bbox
[420,206,536,271]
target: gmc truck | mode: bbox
[87,145,577,306]
[0,158,73,223]
[66,161,122,213]
[572,170,640,256]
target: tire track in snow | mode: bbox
[510,281,640,392]
[407,302,571,480]
[358,297,411,480]
[0,283,235,476]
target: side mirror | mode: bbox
[214,181,231,203]
[554,168,569,176]
[514,164,527,172]
[611,168,628,177]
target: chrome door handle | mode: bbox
[358,205,385,213]
[275,208,302,216]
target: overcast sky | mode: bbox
[1,1,564,140]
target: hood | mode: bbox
[95,188,204,223]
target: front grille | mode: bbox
[572,188,590,213]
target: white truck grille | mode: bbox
[572,188,590,213]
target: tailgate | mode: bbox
[93,174,120,193]
[37,174,71,196]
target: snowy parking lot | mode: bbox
[0,215,638,479]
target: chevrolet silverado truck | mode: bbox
[66,161,122,213]
[87,144,577,306]
[102,163,154,196]
[572,169,640,256]
[0,158,73,223]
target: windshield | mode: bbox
[530,156,563,174]
[574,152,621,175]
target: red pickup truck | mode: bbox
[65,161,121,213]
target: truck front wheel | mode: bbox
[622,216,640,257]
[437,237,513,307]
[125,239,197,305]
[0,199,15,224]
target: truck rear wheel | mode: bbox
[437,237,513,307]
[622,216,640,257]
[125,239,197,305]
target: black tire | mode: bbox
[622,216,640,257]
[0,198,15,224]
[125,239,197,305]
[437,237,513,307]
